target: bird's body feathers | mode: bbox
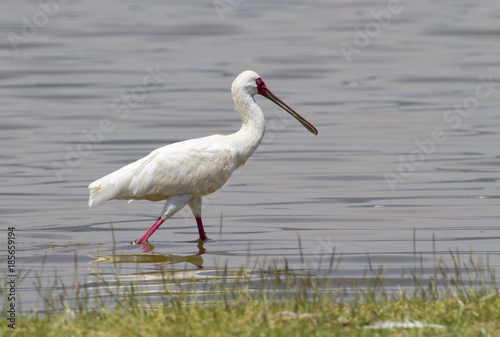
[89,134,247,207]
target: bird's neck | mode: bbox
[232,92,266,161]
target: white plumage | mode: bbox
[89,136,239,206]
[88,70,317,245]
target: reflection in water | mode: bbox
[85,240,323,304]
[85,242,263,304]
[91,241,206,269]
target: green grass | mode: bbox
[3,288,500,336]
[2,248,500,336]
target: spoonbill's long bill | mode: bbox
[88,70,318,245]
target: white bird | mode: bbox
[88,70,318,245]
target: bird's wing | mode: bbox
[88,135,236,207]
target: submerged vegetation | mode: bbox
[1,248,499,336]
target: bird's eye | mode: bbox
[256,79,263,86]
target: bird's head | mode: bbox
[231,70,318,135]
[231,70,261,97]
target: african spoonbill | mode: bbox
[88,70,318,244]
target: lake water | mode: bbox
[2,0,500,312]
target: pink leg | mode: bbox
[195,216,207,241]
[188,197,207,241]
[134,217,165,245]
[134,195,192,244]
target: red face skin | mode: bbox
[256,78,268,96]
[255,78,318,136]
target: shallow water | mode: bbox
[1,0,500,312]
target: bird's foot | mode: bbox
[131,240,154,252]
[189,237,215,243]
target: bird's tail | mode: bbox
[88,174,124,207]
[88,180,108,207]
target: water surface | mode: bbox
[1,0,500,311]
